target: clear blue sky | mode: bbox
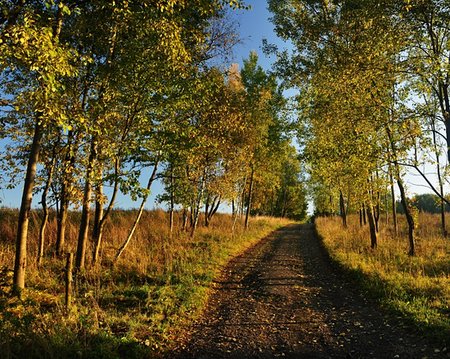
[230,1,283,70]
[0,1,290,209]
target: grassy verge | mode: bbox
[0,209,293,358]
[315,214,449,345]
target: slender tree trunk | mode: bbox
[440,195,446,237]
[240,176,247,218]
[397,174,415,256]
[374,195,380,233]
[204,194,210,227]
[208,196,221,224]
[92,160,119,264]
[75,140,97,270]
[441,83,450,162]
[191,175,206,238]
[93,183,104,248]
[359,208,363,227]
[431,117,447,236]
[362,203,367,225]
[389,171,397,235]
[385,191,389,225]
[366,203,378,249]
[339,190,347,228]
[75,179,92,270]
[245,167,255,229]
[56,130,77,256]
[92,160,121,265]
[115,160,159,262]
[232,196,240,234]
[168,165,175,235]
[37,156,56,266]
[64,253,73,309]
[424,17,450,163]
[182,208,188,231]
[387,127,415,255]
[374,205,379,233]
[13,120,43,296]
[56,199,68,255]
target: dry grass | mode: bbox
[0,208,293,358]
[316,213,449,343]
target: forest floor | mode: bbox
[168,224,448,359]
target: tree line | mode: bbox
[268,0,450,254]
[0,1,307,297]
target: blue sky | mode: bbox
[0,1,290,210]
[230,1,283,70]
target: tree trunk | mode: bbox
[431,116,447,236]
[441,83,450,162]
[389,170,397,235]
[191,175,206,238]
[75,140,97,270]
[440,195,446,237]
[37,156,56,266]
[169,165,174,235]
[189,205,194,228]
[207,196,221,224]
[75,176,93,270]
[115,160,159,262]
[13,120,43,296]
[384,191,389,225]
[56,199,68,256]
[366,203,378,249]
[387,127,415,255]
[204,193,211,227]
[359,208,363,227]
[245,167,255,230]
[374,194,380,233]
[182,208,188,231]
[423,16,450,163]
[339,190,347,228]
[362,203,367,225]
[92,159,120,264]
[397,175,415,256]
[240,175,247,218]
[92,174,122,265]
[65,252,73,308]
[56,130,77,256]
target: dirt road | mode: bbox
[171,224,448,358]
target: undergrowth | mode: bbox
[0,209,293,358]
[315,213,449,345]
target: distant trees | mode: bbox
[397,193,450,214]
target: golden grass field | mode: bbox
[316,213,450,342]
[0,208,293,358]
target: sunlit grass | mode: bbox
[0,208,293,357]
[316,213,449,343]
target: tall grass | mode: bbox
[316,213,449,343]
[0,208,293,358]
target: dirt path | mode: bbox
[171,224,448,358]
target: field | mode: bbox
[0,208,293,358]
[315,213,450,343]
